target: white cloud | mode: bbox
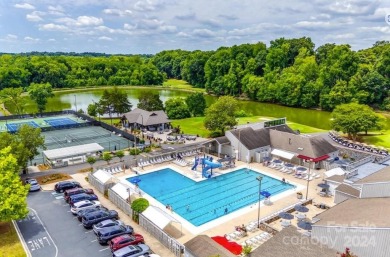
[103,9,132,17]
[14,3,35,10]
[124,23,136,30]
[48,5,64,12]
[6,34,18,40]
[39,23,69,32]
[137,19,164,29]
[295,21,332,28]
[134,0,164,11]
[325,33,355,39]
[26,11,44,22]
[98,36,113,41]
[192,29,216,38]
[48,38,56,42]
[24,36,39,42]
[159,25,177,33]
[56,16,103,27]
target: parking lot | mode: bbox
[17,191,114,257]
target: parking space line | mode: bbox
[85,231,93,234]
[63,204,69,206]
[99,248,109,252]
[91,239,97,242]
[27,207,59,257]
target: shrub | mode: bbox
[235,109,251,117]
[131,198,149,213]
[209,131,223,138]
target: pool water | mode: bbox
[128,168,295,226]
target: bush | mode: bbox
[144,147,151,153]
[235,109,251,117]
[129,148,142,155]
[131,198,149,213]
[209,131,223,138]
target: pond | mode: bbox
[7,87,334,129]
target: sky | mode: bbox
[0,0,389,54]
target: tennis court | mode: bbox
[6,121,39,133]
[32,126,132,164]
[0,114,86,132]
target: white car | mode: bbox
[70,200,101,214]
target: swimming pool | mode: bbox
[128,168,295,226]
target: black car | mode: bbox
[82,209,119,229]
[77,206,108,222]
[54,181,81,193]
[97,225,134,245]
[69,193,98,206]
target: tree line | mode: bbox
[0,55,164,89]
[152,39,390,111]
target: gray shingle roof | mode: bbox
[184,235,236,257]
[214,136,230,145]
[251,227,337,257]
[230,127,271,150]
[313,198,390,227]
[123,108,170,126]
[269,130,337,158]
[354,166,390,184]
[335,183,360,197]
[325,175,345,183]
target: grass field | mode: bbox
[162,79,205,93]
[170,116,326,138]
[0,222,26,257]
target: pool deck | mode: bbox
[116,156,335,244]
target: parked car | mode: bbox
[109,234,144,252]
[64,188,94,203]
[96,225,134,245]
[70,200,101,214]
[25,178,41,192]
[93,219,124,235]
[54,181,81,193]
[77,206,108,222]
[68,193,98,206]
[112,244,151,257]
[82,209,119,229]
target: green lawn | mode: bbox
[358,131,390,149]
[170,116,325,138]
[162,79,205,93]
[0,222,26,257]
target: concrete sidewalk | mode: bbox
[41,174,175,257]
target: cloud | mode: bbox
[39,23,69,32]
[14,3,35,10]
[325,33,355,39]
[133,0,165,11]
[137,19,164,29]
[192,29,216,38]
[26,11,44,22]
[56,16,103,27]
[103,9,132,17]
[318,0,380,16]
[47,5,65,16]
[159,25,177,33]
[24,36,39,42]
[98,36,113,41]
[294,21,332,29]
[0,34,19,42]
[175,13,196,20]
[200,19,222,28]
[218,14,238,21]
[48,38,56,42]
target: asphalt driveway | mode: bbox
[16,190,113,257]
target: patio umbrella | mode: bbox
[297,220,312,230]
[211,236,242,255]
[296,167,307,172]
[294,204,309,213]
[260,191,271,198]
[317,183,330,189]
[278,212,294,220]
[130,177,141,184]
[284,163,294,168]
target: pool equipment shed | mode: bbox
[43,143,104,168]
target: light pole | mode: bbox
[139,114,144,130]
[127,188,132,204]
[256,176,263,228]
[305,159,313,200]
[74,95,77,113]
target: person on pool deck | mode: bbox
[224,208,228,214]
[282,178,286,184]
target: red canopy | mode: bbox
[297,154,329,162]
[211,236,243,255]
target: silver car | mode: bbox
[93,219,124,235]
[112,244,150,257]
[26,178,41,192]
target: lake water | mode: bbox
[6,87,340,129]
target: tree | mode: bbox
[16,125,46,167]
[87,103,98,117]
[102,152,112,165]
[204,96,238,134]
[110,86,132,115]
[164,97,191,119]
[131,198,149,222]
[137,91,164,111]
[185,92,206,116]
[28,82,54,114]
[331,103,384,140]
[115,150,125,162]
[0,87,25,114]
[87,156,96,169]
[0,147,29,222]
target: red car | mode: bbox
[109,234,144,252]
